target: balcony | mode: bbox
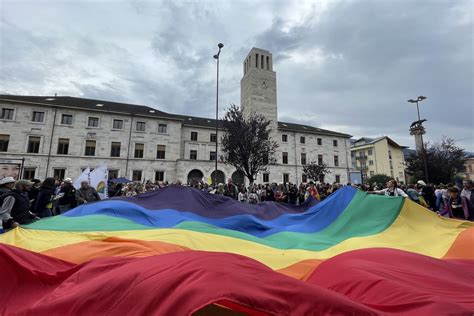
[355,155,368,160]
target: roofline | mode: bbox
[0,97,184,122]
[351,136,408,149]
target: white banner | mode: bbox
[89,165,108,199]
[73,167,90,190]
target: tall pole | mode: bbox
[213,43,223,185]
[408,96,429,183]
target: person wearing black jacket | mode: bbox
[0,180,37,228]
[34,177,56,218]
[58,178,77,213]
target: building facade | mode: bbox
[351,137,408,184]
[0,47,352,185]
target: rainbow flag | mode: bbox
[0,186,473,315]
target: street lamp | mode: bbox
[213,43,224,185]
[408,95,429,183]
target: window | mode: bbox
[210,133,217,143]
[110,142,121,157]
[23,168,36,180]
[53,168,66,180]
[263,173,269,183]
[388,150,392,159]
[266,56,270,70]
[370,171,375,177]
[158,124,167,133]
[57,138,69,155]
[108,169,119,180]
[88,117,99,128]
[301,174,307,183]
[334,155,339,167]
[190,150,197,160]
[61,114,73,125]
[0,134,9,152]
[368,149,373,155]
[85,140,96,156]
[369,160,374,166]
[282,152,288,164]
[301,153,307,165]
[134,143,144,158]
[283,173,289,183]
[136,121,146,132]
[317,138,322,145]
[32,111,45,122]
[155,171,165,182]
[300,136,305,144]
[282,134,288,142]
[156,145,166,159]
[318,154,323,165]
[399,172,404,178]
[132,170,142,182]
[113,119,123,130]
[333,140,338,147]
[1,108,14,120]
[191,131,198,141]
[390,160,393,169]
[335,175,341,183]
[210,151,216,161]
[27,136,41,153]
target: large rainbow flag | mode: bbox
[0,186,473,315]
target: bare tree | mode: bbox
[221,104,278,184]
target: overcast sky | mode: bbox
[1,0,472,151]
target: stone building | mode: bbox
[0,47,352,185]
[351,136,408,184]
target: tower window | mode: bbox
[266,56,269,70]
[261,55,264,69]
[255,53,259,67]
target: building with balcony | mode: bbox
[351,137,408,184]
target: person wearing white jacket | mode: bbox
[369,179,408,197]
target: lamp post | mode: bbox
[213,43,224,185]
[408,96,429,183]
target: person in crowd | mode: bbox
[34,177,57,218]
[238,187,248,203]
[0,180,37,229]
[0,176,15,195]
[75,181,101,205]
[306,182,321,201]
[28,179,41,208]
[224,178,238,200]
[406,184,420,203]
[274,184,286,202]
[461,180,474,206]
[418,180,436,210]
[58,178,77,213]
[248,187,259,204]
[298,184,306,204]
[439,187,473,221]
[215,183,225,196]
[265,185,275,201]
[369,179,408,197]
[288,184,298,204]
[0,177,16,226]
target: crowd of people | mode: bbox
[0,177,101,229]
[1,175,473,230]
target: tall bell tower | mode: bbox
[240,48,278,135]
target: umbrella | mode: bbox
[111,177,131,184]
